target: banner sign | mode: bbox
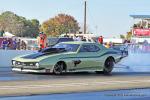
[133,29,150,36]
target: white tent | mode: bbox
[3,32,15,37]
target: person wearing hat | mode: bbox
[37,32,47,50]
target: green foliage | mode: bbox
[120,31,132,40]
[41,14,80,36]
[120,34,125,39]
[126,32,132,40]
[0,11,40,37]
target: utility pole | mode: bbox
[84,0,87,34]
[95,25,98,34]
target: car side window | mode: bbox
[79,44,100,52]
[79,45,90,52]
[90,45,100,52]
[58,38,73,43]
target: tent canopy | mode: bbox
[3,32,15,37]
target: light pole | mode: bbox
[83,0,87,34]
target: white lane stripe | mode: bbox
[0,80,150,90]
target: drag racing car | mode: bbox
[12,41,124,75]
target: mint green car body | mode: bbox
[12,41,122,74]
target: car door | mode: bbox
[73,44,102,71]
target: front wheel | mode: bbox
[103,58,114,75]
[53,62,64,75]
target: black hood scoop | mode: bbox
[22,52,46,59]
[22,48,66,59]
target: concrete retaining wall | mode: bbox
[0,50,35,67]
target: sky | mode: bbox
[0,0,150,37]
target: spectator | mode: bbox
[70,36,74,39]
[73,34,77,41]
[16,39,21,50]
[40,34,45,49]
[23,41,27,50]
[7,39,11,49]
[105,42,110,48]
[98,36,103,44]
[38,32,47,50]
[20,40,23,50]
[64,33,69,37]
[21,40,27,50]
[12,39,17,50]
[82,37,86,41]
[1,39,8,50]
[76,36,81,41]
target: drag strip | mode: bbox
[1,88,150,100]
[0,75,150,96]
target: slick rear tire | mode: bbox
[103,58,114,75]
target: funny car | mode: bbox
[12,41,124,75]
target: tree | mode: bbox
[0,30,4,36]
[126,31,132,40]
[41,14,80,36]
[120,34,125,39]
[0,11,40,37]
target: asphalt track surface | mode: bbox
[0,66,150,97]
[1,88,150,100]
[0,69,150,100]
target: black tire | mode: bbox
[103,58,114,75]
[53,62,64,75]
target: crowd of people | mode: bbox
[0,31,48,50]
[0,38,27,50]
[3,32,150,53]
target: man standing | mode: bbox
[16,39,21,50]
[98,36,103,44]
[12,39,17,50]
[37,32,47,50]
[1,38,8,50]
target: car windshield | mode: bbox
[52,43,80,52]
[48,38,59,46]
[47,38,74,47]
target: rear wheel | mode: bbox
[103,58,114,75]
[53,62,64,75]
